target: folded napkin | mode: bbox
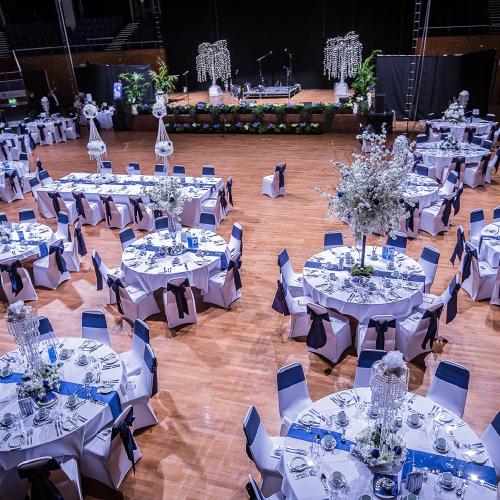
[0,383,17,402]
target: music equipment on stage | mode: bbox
[242,84,301,99]
[256,50,273,86]
[375,93,385,113]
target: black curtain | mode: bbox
[75,64,154,104]
[376,50,495,119]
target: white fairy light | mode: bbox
[323,31,363,84]
[196,40,232,89]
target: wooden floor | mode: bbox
[0,130,499,499]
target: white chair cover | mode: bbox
[120,319,150,376]
[81,309,111,346]
[119,227,136,250]
[460,242,496,301]
[262,163,286,198]
[356,315,396,354]
[73,191,103,226]
[491,267,500,306]
[418,245,440,293]
[100,195,132,229]
[33,240,71,289]
[163,277,198,329]
[0,261,38,304]
[481,412,500,481]
[228,223,243,256]
[278,248,303,298]
[469,208,485,248]
[130,196,155,232]
[353,349,387,388]
[419,193,455,236]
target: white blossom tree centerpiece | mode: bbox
[196,40,232,103]
[324,31,363,97]
[83,103,107,172]
[152,102,173,173]
[142,178,192,248]
[318,129,412,276]
[443,98,466,123]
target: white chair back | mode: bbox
[228,223,243,255]
[119,227,136,249]
[243,405,273,470]
[354,349,386,388]
[481,412,500,480]
[469,208,485,243]
[277,249,296,287]
[81,309,110,346]
[418,245,440,293]
[277,362,311,422]
[363,315,396,351]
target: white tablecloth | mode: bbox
[302,246,425,323]
[0,161,28,177]
[280,388,496,500]
[404,173,439,210]
[431,119,492,136]
[0,337,125,470]
[37,172,223,227]
[417,142,489,180]
[479,222,500,269]
[121,228,230,293]
[0,222,55,265]
[26,119,70,135]
[96,110,114,129]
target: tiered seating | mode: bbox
[5,22,61,49]
[69,17,125,45]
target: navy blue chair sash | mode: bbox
[0,260,24,295]
[36,159,44,172]
[306,306,328,349]
[226,179,233,206]
[452,185,463,216]
[275,164,286,189]
[100,196,113,224]
[272,280,290,316]
[404,202,418,232]
[461,245,477,283]
[129,197,144,223]
[72,192,86,220]
[167,279,190,318]
[218,188,228,212]
[91,255,103,291]
[37,124,46,141]
[74,117,81,136]
[227,257,242,290]
[144,346,158,397]
[5,170,18,193]
[111,408,137,473]
[368,318,396,350]
[49,242,67,274]
[20,135,27,154]
[0,141,8,159]
[107,277,124,314]
[441,198,453,227]
[74,225,87,256]
[446,282,461,324]
[47,192,61,215]
[17,457,64,500]
[421,305,444,349]
[54,122,63,140]
[450,229,465,265]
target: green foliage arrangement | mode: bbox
[149,58,178,93]
[118,72,150,104]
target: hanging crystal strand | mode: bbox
[153,102,173,174]
[83,104,107,173]
[196,40,232,102]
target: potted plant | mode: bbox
[119,72,151,115]
[149,57,179,104]
[351,49,382,114]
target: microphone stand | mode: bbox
[256,51,272,88]
[183,72,190,105]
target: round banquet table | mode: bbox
[0,222,55,265]
[404,173,440,210]
[416,142,489,180]
[431,119,493,136]
[0,337,126,470]
[303,246,425,324]
[121,228,231,293]
[280,387,497,499]
[479,222,500,269]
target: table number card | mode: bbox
[18,397,36,417]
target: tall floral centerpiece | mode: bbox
[352,351,409,474]
[318,129,412,276]
[84,103,107,172]
[142,178,191,244]
[6,301,61,404]
[443,98,466,123]
[152,102,174,173]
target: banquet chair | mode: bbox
[228,222,243,256]
[226,176,234,212]
[0,140,12,161]
[28,178,42,200]
[120,319,150,377]
[154,216,170,232]
[16,456,83,500]
[277,248,303,298]
[427,360,470,418]
[247,474,284,500]
[460,242,496,301]
[463,153,490,188]
[119,227,136,249]
[53,121,66,142]
[386,231,407,254]
[324,231,344,250]
[277,362,312,436]
[485,149,500,183]
[72,191,103,226]
[400,201,420,239]
[0,171,24,203]
[37,124,54,145]
[65,117,79,140]
[92,250,123,305]
[306,303,352,365]
[100,160,112,174]
[416,134,427,144]
[492,267,500,306]
[450,225,466,265]
[130,196,155,231]
[81,405,142,489]
[419,193,455,236]
[356,315,396,354]
[0,212,7,222]
[126,162,141,175]
[18,208,37,223]
[202,165,216,176]
[33,240,70,289]
[81,309,111,346]
[172,164,186,177]
[153,164,167,176]
[439,171,459,197]
[100,195,132,229]
[262,162,286,198]
[395,302,444,361]
[418,245,440,293]
[201,252,242,309]
[54,211,71,242]
[483,139,493,150]
[494,206,500,223]
[36,316,56,341]
[198,212,217,232]
[353,349,387,388]
[243,405,284,498]
[63,220,87,272]
[0,260,38,304]
[122,343,159,430]
[481,412,500,480]
[413,163,437,181]
[163,277,197,329]
[471,135,483,146]
[38,170,53,186]
[108,275,160,322]
[201,188,226,224]
[469,208,485,248]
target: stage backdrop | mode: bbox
[376,50,495,119]
[74,64,154,104]
[160,0,414,91]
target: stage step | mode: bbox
[0,32,11,59]
[106,22,140,51]
[488,0,500,32]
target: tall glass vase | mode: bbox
[168,213,179,241]
[360,234,367,269]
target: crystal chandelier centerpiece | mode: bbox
[83,103,107,172]
[323,31,362,97]
[196,40,232,104]
[152,102,173,173]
